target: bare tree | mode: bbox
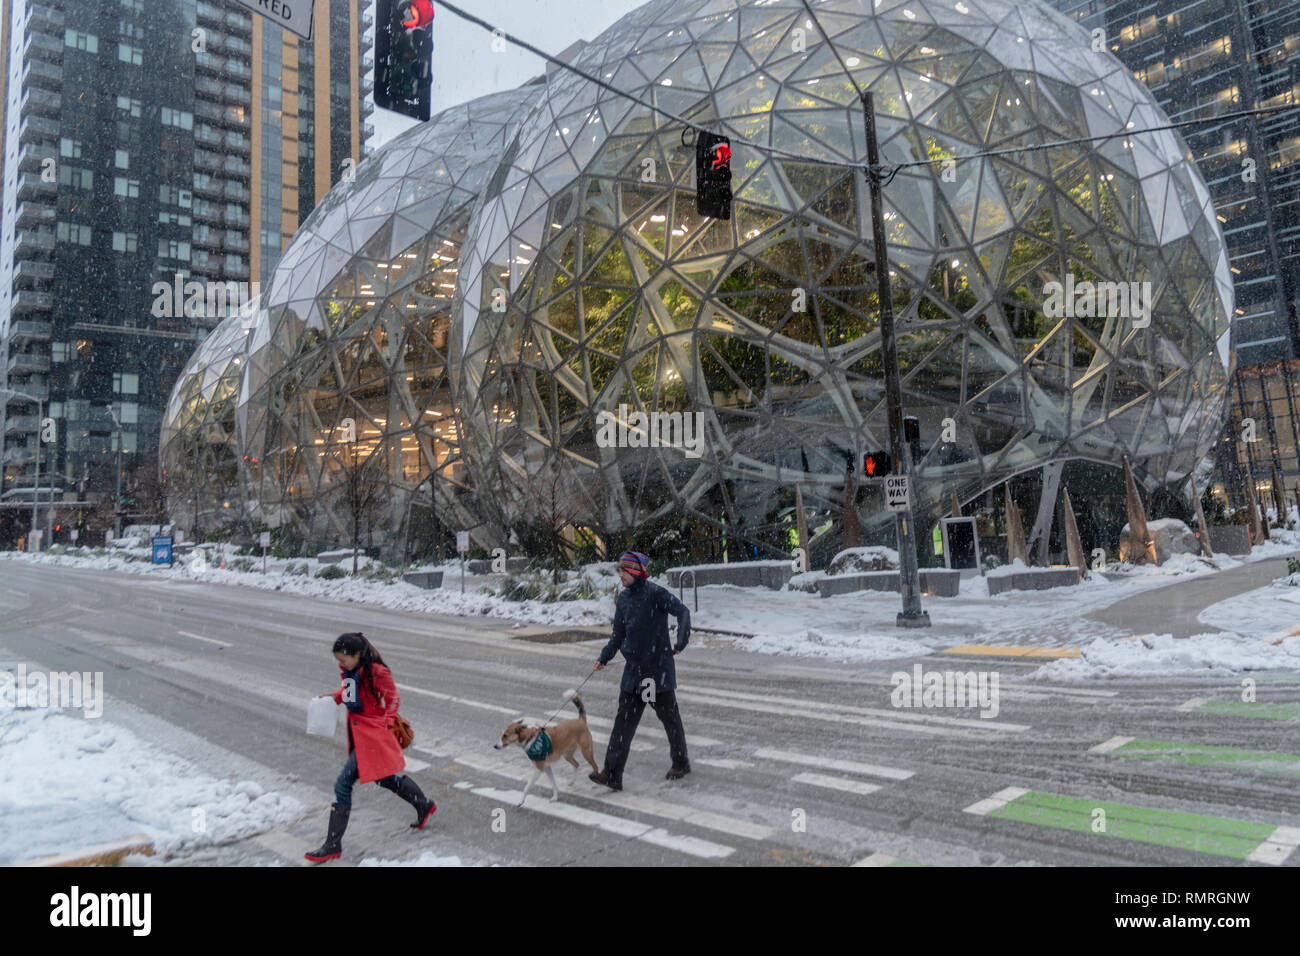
[511,451,599,584]
[337,449,386,574]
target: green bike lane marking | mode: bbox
[963,786,1300,864]
[1091,736,1300,776]
[1197,700,1300,720]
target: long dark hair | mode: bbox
[333,632,386,698]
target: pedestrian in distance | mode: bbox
[305,632,435,863]
[589,551,691,792]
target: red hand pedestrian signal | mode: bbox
[401,0,434,29]
[864,451,892,477]
[712,142,732,169]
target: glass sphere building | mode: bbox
[163,0,1233,561]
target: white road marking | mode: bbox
[1089,736,1135,754]
[425,745,774,843]
[998,683,1118,698]
[1247,826,1300,866]
[468,785,734,859]
[963,786,1030,816]
[680,688,1028,735]
[851,851,898,867]
[696,758,754,770]
[754,748,913,781]
[595,792,774,841]
[791,772,881,796]
[1176,698,1208,712]
[176,630,233,647]
[453,781,474,790]
[403,758,431,773]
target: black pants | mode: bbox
[603,689,689,782]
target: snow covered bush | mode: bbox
[826,546,899,575]
[315,565,347,580]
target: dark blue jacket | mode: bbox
[598,578,690,694]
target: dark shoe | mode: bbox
[391,775,437,829]
[304,803,350,863]
[665,765,691,780]
[589,770,622,792]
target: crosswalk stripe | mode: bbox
[791,772,881,796]
[1176,697,1207,712]
[963,786,1029,816]
[754,748,913,781]
[1247,826,1300,865]
[1089,736,1135,754]
[851,851,897,866]
[467,786,734,859]
[420,745,773,842]
[680,689,1028,734]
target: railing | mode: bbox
[678,569,699,612]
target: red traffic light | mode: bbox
[864,451,892,477]
[711,142,732,169]
[401,0,434,29]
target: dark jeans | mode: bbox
[603,689,689,782]
[334,751,401,806]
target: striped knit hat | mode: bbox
[618,551,650,578]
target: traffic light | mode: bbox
[864,451,892,478]
[696,131,733,220]
[375,0,434,123]
[904,416,920,445]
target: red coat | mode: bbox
[332,663,405,783]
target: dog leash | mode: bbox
[536,667,599,728]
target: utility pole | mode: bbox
[861,91,929,628]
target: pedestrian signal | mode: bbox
[375,0,434,123]
[864,451,892,478]
[695,132,732,220]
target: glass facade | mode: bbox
[163,0,1234,560]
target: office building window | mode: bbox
[114,177,141,198]
[64,30,99,53]
[112,231,139,253]
[118,43,143,65]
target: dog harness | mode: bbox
[524,729,553,761]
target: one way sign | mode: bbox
[234,0,314,40]
[885,475,910,512]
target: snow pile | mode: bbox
[358,851,473,867]
[826,546,899,574]
[2,548,614,629]
[1198,575,1300,634]
[1028,631,1300,681]
[0,707,303,864]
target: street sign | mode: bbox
[259,531,271,549]
[456,531,470,553]
[885,475,910,512]
[233,0,314,41]
[70,528,79,543]
[152,536,174,566]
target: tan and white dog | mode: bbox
[494,690,599,806]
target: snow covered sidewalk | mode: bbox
[0,704,304,865]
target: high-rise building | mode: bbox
[0,0,373,537]
[1047,0,1300,494]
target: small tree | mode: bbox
[511,451,599,584]
[337,449,386,574]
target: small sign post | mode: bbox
[885,475,910,513]
[456,531,469,594]
[152,535,174,567]
[260,531,271,573]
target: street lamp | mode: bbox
[1,387,44,548]
[107,405,125,538]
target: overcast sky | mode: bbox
[368,0,648,148]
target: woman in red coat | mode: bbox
[305,632,436,863]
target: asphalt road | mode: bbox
[2,561,1299,867]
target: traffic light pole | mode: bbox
[862,91,929,628]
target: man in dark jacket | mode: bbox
[589,551,690,792]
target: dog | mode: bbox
[494,690,599,806]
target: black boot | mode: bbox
[390,775,437,829]
[304,803,350,863]
[589,769,622,792]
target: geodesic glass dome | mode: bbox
[231,87,541,552]
[159,304,258,531]
[451,0,1232,555]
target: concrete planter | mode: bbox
[816,569,961,598]
[986,567,1081,595]
[666,561,794,590]
[402,570,444,589]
